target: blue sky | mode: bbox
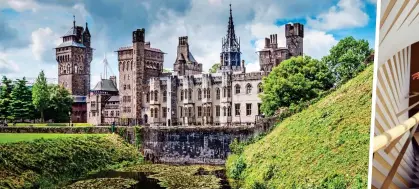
[0,0,376,87]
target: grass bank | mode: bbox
[0,134,140,188]
[0,133,108,143]
[226,65,373,188]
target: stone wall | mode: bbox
[141,119,275,165]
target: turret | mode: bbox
[83,22,91,47]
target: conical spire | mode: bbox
[226,3,236,46]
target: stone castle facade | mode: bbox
[56,17,92,123]
[86,4,304,126]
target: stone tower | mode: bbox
[220,4,242,73]
[286,23,304,57]
[173,36,202,76]
[56,17,92,96]
[56,16,92,122]
[132,28,146,125]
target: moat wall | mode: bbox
[141,120,274,165]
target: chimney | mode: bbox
[145,42,151,48]
[265,38,270,48]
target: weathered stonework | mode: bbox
[56,18,92,123]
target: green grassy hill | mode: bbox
[226,65,373,188]
[0,134,140,188]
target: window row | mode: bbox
[122,96,132,103]
[234,83,263,94]
[120,61,133,72]
[122,107,132,113]
[146,91,167,102]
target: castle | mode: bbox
[58,5,304,126]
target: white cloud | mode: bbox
[1,0,39,12]
[306,0,369,31]
[31,27,60,62]
[0,57,19,75]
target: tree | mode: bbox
[0,76,13,121]
[209,63,220,73]
[45,85,73,122]
[32,70,50,122]
[9,78,33,122]
[260,56,334,116]
[322,36,372,85]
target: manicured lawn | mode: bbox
[0,133,108,143]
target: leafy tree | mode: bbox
[322,36,372,85]
[260,56,334,116]
[0,76,13,121]
[209,63,220,73]
[32,70,50,122]
[45,84,73,122]
[9,78,33,122]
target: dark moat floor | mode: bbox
[71,168,231,189]
[85,170,164,189]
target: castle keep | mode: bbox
[85,4,304,126]
[56,17,92,123]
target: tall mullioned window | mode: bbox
[146,92,150,102]
[163,91,167,102]
[189,89,192,100]
[198,89,202,100]
[227,87,231,98]
[235,84,240,94]
[154,91,158,101]
[216,88,220,99]
[216,106,220,117]
[235,104,240,116]
[207,88,211,99]
[180,90,184,100]
[246,103,252,116]
[203,89,207,98]
[228,106,231,117]
[198,106,202,117]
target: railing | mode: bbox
[372,112,419,189]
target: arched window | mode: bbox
[216,88,220,99]
[228,106,231,116]
[227,87,231,98]
[223,87,226,97]
[181,90,184,100]
[258,83,263,93]
[146,92,150,102]
[110,111,114,117]
[155,108,159,118]
[223,106,226,116]
[198,89,202,100]
[246,83,252,94]
[163,91,167,102]
[122,61,125,71]
[235,84,241,94]
[154,91,158,101]
[188,89,192,100]
[207,88,210,99]
[151,108,154,118]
